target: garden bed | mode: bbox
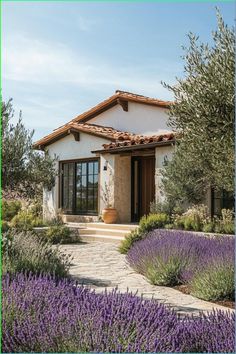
[127,230,235,305]
[3,273,235,353]
[174,285,235,309]
[33,226,81,243]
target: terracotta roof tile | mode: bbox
[33,90,173,149]
[102,132,175,150]
[74,123,137,141]
[33,122,138,148]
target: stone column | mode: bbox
[114,155,131,223]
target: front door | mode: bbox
[131,156,155,221]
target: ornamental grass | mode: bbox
[2,230,71,278]
[2,273,235,353]
[127,230,235,301]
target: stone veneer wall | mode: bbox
[114,155,131,223]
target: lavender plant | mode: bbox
[127,230,235,300]
[2,273,235,353]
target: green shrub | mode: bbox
[2,220,10,232]
[2,230,71,278]
[150,200,184,216]
[146,256,183,286]
[174,204,210,232]
[218,209,234,234]
[139,213,170,234]
[164,223,174,229]
[29,201,43,218]
[119,213,169,254]
[173,215,185,230]
[45,215,64,226]
[191,264,234,301]
[2,200,22,221]
[202,222,215,233]
[45,225,72,244]
[11,210,45,230]
[119,229,142,254]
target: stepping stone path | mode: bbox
[60,241,234,316]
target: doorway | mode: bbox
[131,156,155,221]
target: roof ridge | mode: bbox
[115,90,146,98]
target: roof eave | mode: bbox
[91,139,175,154]
[33,126,115,150]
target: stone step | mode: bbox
[69,226,130,237]
[78,227,130,237]
[79,234,124,244]
[66,222,138,232]
[62,215,98,223]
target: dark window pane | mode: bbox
[76,175,82,188]
[88,162,93,175]
[74,160,99,214]
[88,174,93,186]
[82,176,87,188]
[76,198,82,210]
[93,174,98,186]
[77,163,82,175]
[81,198,86,211]
[62,163,74,213]
[82,163,87,175]
[69,164,74,177]
[94,162,98,174]
[64,164,68,176]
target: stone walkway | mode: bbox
[60,242,233,316]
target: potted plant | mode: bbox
[101,169,118,224]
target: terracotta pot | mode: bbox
[102,208,118,224]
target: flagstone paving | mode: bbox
[60,242,234,316]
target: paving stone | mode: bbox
[60,242,234,316]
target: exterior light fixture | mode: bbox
[103,161,108,171]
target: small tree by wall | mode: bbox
[162,10,234,206]
[2,98,57,201]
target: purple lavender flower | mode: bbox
[2,273,235,353]
[127,230,234,285]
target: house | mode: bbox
[34,90,228,223]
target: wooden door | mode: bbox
[141,157,155,216]
[131,156,155,221]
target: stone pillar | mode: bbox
[114,155,131,223]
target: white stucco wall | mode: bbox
[155,145,175,204]
[89,102,171,135]
[99,153,115,213]
[47,132,108,160]
[43,132,109,220]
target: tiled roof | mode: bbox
[33,90,173,149]
[102,132,175,150]
[33,122,138,148]
[70,90,172,124]
[74,123,136,141]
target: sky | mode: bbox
[2,1,235,140]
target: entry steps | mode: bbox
[66,222,138,244]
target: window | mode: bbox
[211,189,234,216]
[60,160,99,215]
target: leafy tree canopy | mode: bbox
[162,10,234,205]
[2,98,57,200]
